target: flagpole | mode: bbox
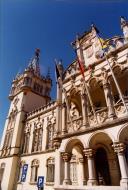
[97,32,128,113]
[83,79,98,122]
[104,52,128,113]
[63,88,72,125]
[75,36,98,124]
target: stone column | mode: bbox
[62,102,67,134]
[103,82,116,118]
[79,158,86,185]
[83,148,97,186]
[54,150,61,186]
[81,92,89,127]
[62,152,71,185]
[113,142,128,187]
[55,81,62,137]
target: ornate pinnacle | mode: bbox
[35,48,40,58]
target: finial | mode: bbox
[91,22,100,34]
[27,48,41,76]
[35,48,40,58]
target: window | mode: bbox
[22,123,31,154]
[2,130,13,156]
[23,132,30,154]
[2,109,17,156]
[32,121,43,153]
[0,163,5,182]
[30,160,39,183]
[32,128,43,152]
[46,158,55,183]
[70,155,78,185]
[18,161,25,182]
[47,125,54,149]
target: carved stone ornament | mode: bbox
[61,152,72,162]
[53,137,61,149]
[70,102,79,120]
[89,115,97,126]
[47,112,56,126]
[115,104,126,116]
[83,148,95,158]
[67,117,83,132]
[96,110,108,123]
[112,142,125,154]
[24,123,31,133]
[34,117,44,130]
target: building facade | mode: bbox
[0,17,128,190]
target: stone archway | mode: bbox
[118,125,128,165]
[88,132,120,186]
[62,138,87,186]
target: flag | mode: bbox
[75,50,85,78]
[96,32,109,51]
[55,60,63,89]
[55,61,60,81]
[77,57,85,78]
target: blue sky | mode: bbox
[0,0,128,138]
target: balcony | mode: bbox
[66,101,128,134]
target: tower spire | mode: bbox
[28,48,41,76]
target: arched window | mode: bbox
[46,157,55,183]
[2,130,13,156]
[47,124,54,149]
[23,132,30,154]
[70,155,78,185]
[18,161,25,182]
[46,115,56,150]
[30,159,39,183]
[2,109,17,156]
[0,163,5,182]
[32,122,43,153]
[22,123,31,154]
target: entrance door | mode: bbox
[95,147,111,185]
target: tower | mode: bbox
[0,49,52,190]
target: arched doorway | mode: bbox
[88,132,120,186]
[95,147,111,185]
[63,138,87,186]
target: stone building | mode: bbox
[0,17,128,190]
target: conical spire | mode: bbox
[28,48,41,76]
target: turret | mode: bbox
[9,49,52,112]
